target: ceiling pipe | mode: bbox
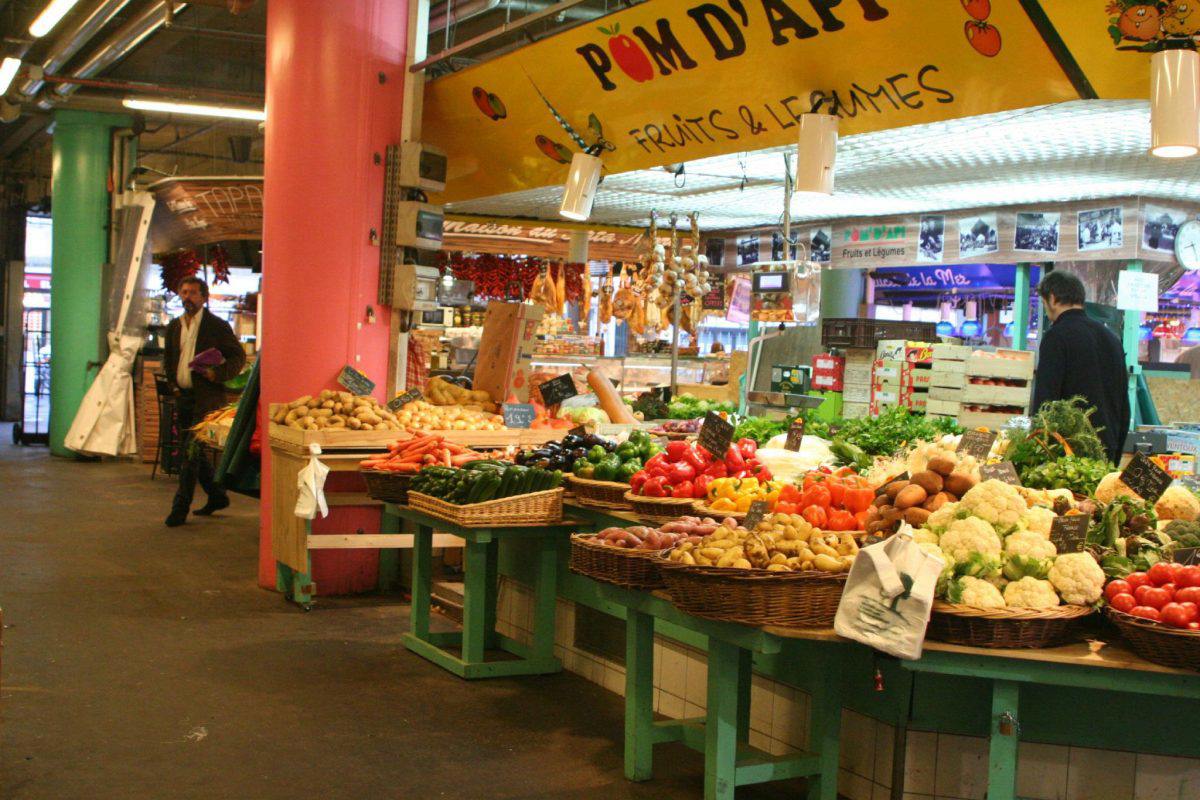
[16,0,133,99]
[41,72,263,104]
[181,0,256,12]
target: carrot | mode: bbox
[395,463,420,473]
[443,449,452,467]
[397,435,438,453]
[444,442,470,455]
[451,453,481,466]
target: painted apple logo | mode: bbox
[961,0,990,20]
[535,135,573,164]
[600,23,653,83]
[965,20,1002,56]
[472,86,507,120]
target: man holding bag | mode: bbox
[163,276,246,527]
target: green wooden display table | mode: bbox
[384,503,580,679]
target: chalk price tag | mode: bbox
[1173,547,1200,566]
[568,424,587,438]
[387,387,422,412]
[957,429,997,460]
[743,500,771,531]
[784,418,806,452]
[1119,451,1174,504]
[337,365,376,396]
[697,411,734,458]
[539,373,578,406]
[1049,514,1090,553]
[980,461,1021,486]
[502,403,537,429]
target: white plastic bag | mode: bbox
[294,443,330,520]
[834,526,943,660]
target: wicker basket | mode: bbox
[692,501,745,522]
[1108,609,1200,671]
[927,602,1093,649]
[624,491,698,522]
[407,488,564,526]
[569,534,666,589]
[361,470,412,504]
[568,475,633,509]
[657,558,847,627]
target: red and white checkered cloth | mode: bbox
[406,334,428,392]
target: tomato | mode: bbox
[1160,583,1178,598]
[1104,580,1133,601]
[827,480,847,508]
[802,505,829,529]
[1177,565,1200,588]
[964,20,1002,57]
[1148,562,1177,587]
[1109,593,1137,613]
[1176,586,1200,605]
[1140,587,1173,610]
[1160,603,1195,628]
[1182,601,1199,619]
[1126,572,1152,590]
[961,0,990,21]
[775,501,798,515]
[801,484,832,510]
[1130,606,1161,621]
[827,509,855,532]
[845,487,875,514]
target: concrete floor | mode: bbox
[0,429,806,799]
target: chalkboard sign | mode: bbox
[743,500,771,531]
[502,403,537,429]
[702,281,726,310]
[1173,546,1200,566]
[337,365,376,397]
[957,429,997,460]
[980,461,1021,486]
[697,411,734,459]
[539,373,578,406]
[569,424,587,438]
[1049,514,1090,553]
[1119,452,1174,504]
[387,387,423,412]
[784,419,806,452]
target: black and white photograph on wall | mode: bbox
[737,234,760,266]
[771,232,787,262]
[1143,204,1187,252]
[918,215,944,263]
[1077,207,1123,251]
[705,237,725,267]
[810,227,832,263]
[957,213,998,257]
[1014,212,1060,253]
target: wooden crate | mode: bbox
[959,409,1023,431]
[267,421,562,452]
[962,382,1032,406]
[966,349,1035,381]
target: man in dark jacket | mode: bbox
[164,276,247,527]
[1032,270,1130,463]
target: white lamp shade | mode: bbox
[1151,48,1200,158]
[795,113,838,194]
[559,151,602,221]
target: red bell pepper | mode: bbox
[845,486,874,514]
[827,509,855,531]
[644,453,670,477]
[779,484,802,504]
[725,445,746,471]
[801,483,832,510]
[753,466,773,482]
[737,437,757,459]
[642,475,669,497]
[827,479,846,508]
[684,446,708,472]
[630,469,650,494]
[704,461,727,479]
[694,474,712,499]
[669,461,697,485]
[853,510,870,531]
[671,480,695,499]
[665,440,691,462]
[776,501,798,515]
[802,505,829,528]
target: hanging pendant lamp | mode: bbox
[795,113,838,194]
[559,151,603,221]
[1150,42,1200,158]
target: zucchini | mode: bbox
[496,468,515,498]
[506,466,528,497]
[466,459,510,469]
[475,472,502,502]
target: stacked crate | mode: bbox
[870,340,933,415]
[959,348,1035,430]
[841,349,874,419]
[927,343,971,422]
[810,354,844,392]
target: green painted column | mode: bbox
[1122,260,1143,429]
[48,110,129,456]
[820,267,865,318]
[1012,263,1031,351]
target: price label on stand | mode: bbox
[387,387,422,412]
[502,403,537,429]
[539,373,578,407]
[337,365,376,396]
[783,419,806,452]
[743,500,771,531]
[568,425,587,438]
[697,411,734,459]
[1049,514,1090,553]
[1119,452,1174,504]
[1173,547,1200,565]
[979,461,1021,486]
[956,429,997,461]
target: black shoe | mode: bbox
[165,508,188,527]
[194,495,230,516]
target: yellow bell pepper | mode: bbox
[735,495,753,512]
[714,479,738,501]
[710,497,737,512]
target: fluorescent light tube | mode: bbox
[122,97,266,122]
[0,58,21,96]
[29,0,82,38]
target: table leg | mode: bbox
[987,680,1020,800]
[624,608,656,781]
[530,534,559,663]
[705,638,744,800]
[807,648,842,800]
[410,524,433,640]
[736,648,752,744]
[461,537,490,665]
[377,506,401,592]
[483,538,500,650]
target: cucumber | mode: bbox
[506,466,528,497]
[496,468,515,498]
[475,472,502,502]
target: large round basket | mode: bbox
[361,469,412,504]
[657,558,847,628]
[569,534,666,589]
[568,475,633,509]
[692,500,745,522]
[927,602,1093,649]
[624,491,699,523]
[1108,608,1200,671]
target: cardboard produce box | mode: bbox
[876,340,934,364]
[473,301,545,404]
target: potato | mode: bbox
[894,484,928,510]
[909,470,944,496]
[944,473,977,498]
[873,493,890,509]
[885,480,910,501]
[926,456,955,476]
[881,506,905,524]
[903,507,932,526]
[923,492,954,512]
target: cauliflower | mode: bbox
[917,540,944,559]
[1094,472,1140,504]
[1004,529,1057,560]
[1155,485,1200,522]
[939,516,1003,564]
[1003,577,1060,608]
[913,528,940,546]
[926,501,964,533]
[1047,552,1105,606]
[1019,506,1056,538]
[1003,554,1052,581]
[946,575,1006,608]
[959,479,1027,533]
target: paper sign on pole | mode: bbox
[1117,271,1159,313]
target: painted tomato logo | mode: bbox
[535,135,573,164]
[471,86,507,120]
[1118,4,1162,40]
[961,0,990,21]
[965,20,1002,56]
[600,23,653,83]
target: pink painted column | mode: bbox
[260,0,406,591]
